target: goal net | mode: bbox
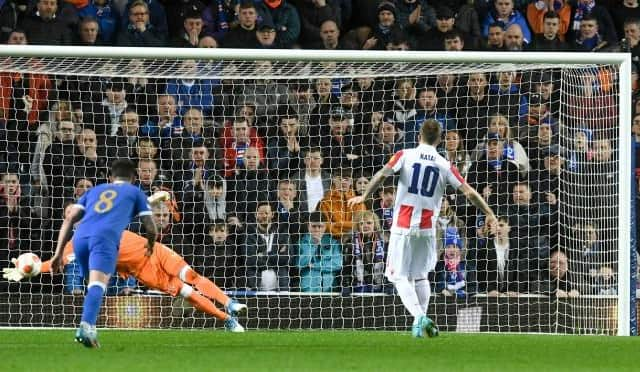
[0,47,633,335]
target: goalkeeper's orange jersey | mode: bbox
[41,231,184,281]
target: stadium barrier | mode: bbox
[0,292,622,334]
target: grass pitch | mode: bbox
[1,330,638,372]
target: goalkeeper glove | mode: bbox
[2,258,24,282]
[147,190,170,205]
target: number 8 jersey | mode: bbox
[386,144,466,236]
[73,181,152,245]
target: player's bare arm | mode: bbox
[347,166,394,207]
[52,206,84,273]
[141,214,158,256]
[459,183,497,227]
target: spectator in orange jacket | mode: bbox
[317,167,367,240]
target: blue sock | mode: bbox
[81,282,106,326]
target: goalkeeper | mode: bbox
[4,193,246,332]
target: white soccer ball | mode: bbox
[15,253,42,278]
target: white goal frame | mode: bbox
[0,46,633,335]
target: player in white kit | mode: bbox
[348,119,497,338]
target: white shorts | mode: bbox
[385,233,437,282]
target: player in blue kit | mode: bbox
[51,159,158,348]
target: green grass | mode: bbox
[1,330,638,372]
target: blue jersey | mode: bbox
[73,182,151,245]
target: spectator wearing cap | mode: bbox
[317,168,367,240]
[482,0,531,44]
[116,0,165,46]
[527,1,571,42]
[529,10,570,51]
[318,106,362,170]
[222,1,268,48]
[20,0,74,45]
[530,71,560,114]
[417,6,457,50]
[480,113,530,173]
[485,22,505,50]
[296,0,342,48]
[76,0,117,44]
[118,0,169,42]
[434,228,472,298]
[171,5,206,47]
[362,1,405,50]
[518,92,557,144]
[255,18,278,47]
[181,172,228,239]
[468,132,521,207]
[256,0,300,48]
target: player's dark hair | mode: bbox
[420,119,442,145]
[111,158,137,179]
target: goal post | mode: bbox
[0,46,634,335]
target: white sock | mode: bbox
[415,278,431,315]
[393,278,423,321]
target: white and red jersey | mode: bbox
[386,144,466,236]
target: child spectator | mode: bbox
[435,228,469,298]
[343,211,387,293]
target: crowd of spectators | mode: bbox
[0,0,633,298]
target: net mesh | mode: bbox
[0,56,623,334]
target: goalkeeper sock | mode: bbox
[393,278,423,320]
[81,281,106,326]
[182,268,230,307]
[186,291,228,321]
[415,278,431,315]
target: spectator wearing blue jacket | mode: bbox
[165,61,216,117]
[77,0,118,44]
[406,88,455,148]
[482,0,531,44]
[297,211,342,292]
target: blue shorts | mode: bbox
[72,235,118,278]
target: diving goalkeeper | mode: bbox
[3,229,247,332]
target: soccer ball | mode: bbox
[15,253,42,278]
